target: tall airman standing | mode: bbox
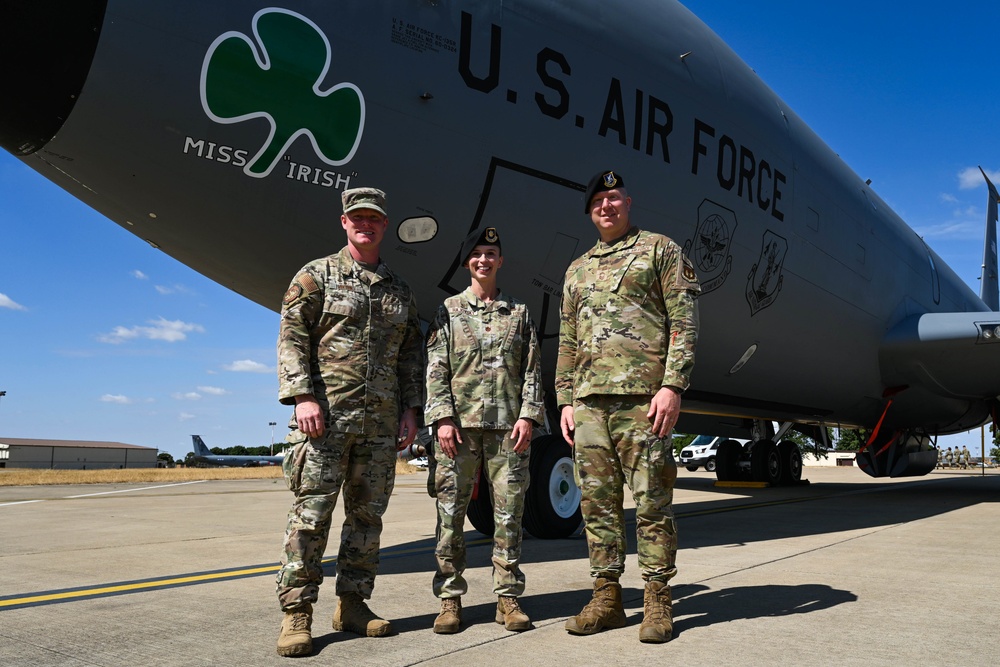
[557,170,700,643]
[274,187,424,657]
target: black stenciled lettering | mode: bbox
[717,134,737,190]
[459,11,501,93]
[599,77,627,145]
[772,169,786,221]
[646,95,672,162]
[738,145,755,203]
[757,160,772,211]
[535,48,571,119]
[691,119,713,174]
[632,88,644,151]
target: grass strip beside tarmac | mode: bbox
[0,460,421,486]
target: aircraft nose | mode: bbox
[0,0,107,156]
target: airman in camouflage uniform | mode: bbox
[274,187,423,657]
[557,171,700,644]
[425,227,544,634]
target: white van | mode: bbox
[679,435,722,472]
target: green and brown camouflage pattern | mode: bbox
[276,431,397,610]
[425,288,543,429]
[573,396,679,582]
[555,227,700,407]
[432,428,530,598]
[277,245,423,435]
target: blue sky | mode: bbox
[2,1,999,461]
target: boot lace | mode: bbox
[288,612,310,631]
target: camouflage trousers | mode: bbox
[275,429,397,611]
[573,395,678,582]
[433,428,530,598]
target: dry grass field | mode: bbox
[0,460,422,486]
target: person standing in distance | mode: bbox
[274,187,424,657]
[425,227,544,634]
[556,170,700,643]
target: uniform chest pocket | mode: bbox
[609,254,656,305]
[379,293,408,324]
[453,313,480,351]
[321,289,365,326]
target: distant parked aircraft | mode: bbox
[190,435,283,467]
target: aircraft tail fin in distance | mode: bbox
[978,166,999,310]
[191,435,211,456]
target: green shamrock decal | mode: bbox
[200,8,365,177]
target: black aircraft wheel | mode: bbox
[715,439,742,481]
[704,457,717,473]
[778,440,802,485]
[685,465,699,472]
[466,464,495,537]
[523,435,582,539]
[750,440,782,485]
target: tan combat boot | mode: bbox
[433,597,462,634]
[333,592,392,637]
[638,580,673,643]
[276,604,313,657]
[496,595,531,631]
[565,576,626,635]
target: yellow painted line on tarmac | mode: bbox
[0,536,492,611]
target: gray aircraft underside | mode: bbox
[3,0,1000,483]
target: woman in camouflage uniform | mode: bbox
[424,227,544,634]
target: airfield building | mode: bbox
[0,437,158,469]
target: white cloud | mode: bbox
[223,359,273,373]
[154,284,193,296]
[958,166,1000,190]
[132,270,148,280]
[178,412,196,421]
[0,293,26,311]
[172,392,202,401]
[100,394,132,404]
[98,317,205,344]
[940,193,958,204]
[912,221,981,240]
[197,385,229,395]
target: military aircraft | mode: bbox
[189,435,284,467]
[3,1,999,538]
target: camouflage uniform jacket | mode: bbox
[425,287,544,430]
[278,246,424,436]
[555,226,700,406]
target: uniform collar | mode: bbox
[461,286,509,310]
[587,225,640,258]
[337,245,389,282]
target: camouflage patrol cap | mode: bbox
[460,227,502,264]
[342,187,387,216]
[583,170,626,213]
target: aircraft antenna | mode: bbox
[978,166,999,310]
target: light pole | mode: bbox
[269,421,277,455]
[0,390,6,414]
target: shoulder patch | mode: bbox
[282,284,302,305]
[299,273,319,294]
[674,254,701,291]
[282,272,322,307]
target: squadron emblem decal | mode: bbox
[746,230,788,315]
[683,200,737,295]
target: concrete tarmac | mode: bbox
[1,466,997,666]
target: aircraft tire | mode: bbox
[750,441,782,485]
[466,465,495,537]
[777,440,802,485]
[523,435,582,539]
[715,439,743,481]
